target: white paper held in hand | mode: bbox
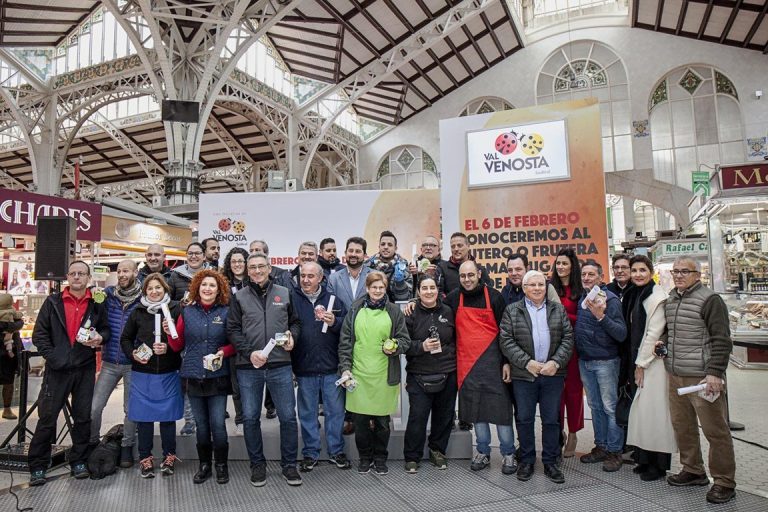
[321,295,336,334]
[154,313,161,344]
[581,286,600,309]
[160,303,178,339]
[676,383,707,396]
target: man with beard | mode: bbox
[318,238,345,278]
[367,231,412,302]
[202,238,220,270]
[327,236,371,436]
[445,260,515,474]
[327,237,371,310]
[408,235,445,297]
[90,260,143,467]
[439,232,493,294]
[138,244,171,283]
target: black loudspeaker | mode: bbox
[161,100,200,123]
[35,216,77,280]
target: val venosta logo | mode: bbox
[487,130,548,173]
[215,217,247,241]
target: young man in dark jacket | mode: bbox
[90,259,142,467]
[291,262,350,471]
[28,261,110,486]
[573,261,627,472]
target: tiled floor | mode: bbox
[1,363,766,511]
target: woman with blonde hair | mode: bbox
[338,271,410,475]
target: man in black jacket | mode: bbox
[439,232,493,294]
[137,244,171,283]
[605,253,633,301]
[28,261,110,486]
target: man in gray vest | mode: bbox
[228,253,302,487]
[664,256,735,505]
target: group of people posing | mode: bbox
[23,231,736,504]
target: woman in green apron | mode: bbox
[338,271,410,476]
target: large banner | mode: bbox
[440,98,609,289]
[199,189,441,268]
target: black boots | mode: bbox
[193,444,212,484]
[214,445,229,484]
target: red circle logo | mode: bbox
[274,296,281,302]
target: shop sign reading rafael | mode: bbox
[466,119,570,188]
[658,241,708,259]
[0,189,102,241]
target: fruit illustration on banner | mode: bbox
[520,133,544,156]
[218,218,232,232]
[495,132,518,155]
[232,220,246,234]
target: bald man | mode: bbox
[90,259,143,467]
[138,244,171,283]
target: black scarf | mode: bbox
[364,295,387,310]
[622,282,654,386]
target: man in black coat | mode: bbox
[28,261,110,486]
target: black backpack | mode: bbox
[87,424,124,479]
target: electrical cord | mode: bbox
[3,452,33,512]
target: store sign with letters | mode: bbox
[0,189,102,241]
[720,163,768,191]
[657,241,708,259]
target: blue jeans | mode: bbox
[474,423,515,457]
[579,358,624,453]
[296,374,345,459]
[238,365,298,468]
[513,376,564,465]
[188,394,228,450]
[90,361,136,447]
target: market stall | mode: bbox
[691,163,768,368]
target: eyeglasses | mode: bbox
[421,243,438,248]
[248,264,269,271]
[612,265,630,271]
[67,271,88,277]
[671,269,699,276]
[187,251,203,256]
[524,282,546,288]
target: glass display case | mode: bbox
[720,292,768,368]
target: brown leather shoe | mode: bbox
[563,433,578,458]
[343,421,355,435]
[602,452,622,472]
[706,484,735,504]
[667,470,709,487]
[580,446,607,464]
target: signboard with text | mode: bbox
[0,189,102,241]
[466,119,570,188]
[719,163,768,191]
[440,98,608,288]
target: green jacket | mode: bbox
[338,295,411,386]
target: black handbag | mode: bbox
[415,373,448,393]
[615,384,633,428]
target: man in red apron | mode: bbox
[444,261,516,474]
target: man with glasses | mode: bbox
[228,253,302,487]
[664,256,736,504]
[444,260,515,474]
[28,261,110,486]
[606,253,633,301]
[138,243,171,283]
[168,242,208,302]
[250,239,292,289]
[408,235,445,297]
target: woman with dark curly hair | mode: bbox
[120,273,182,478]
[167,269,235,485]
[550,248,584,457]
[221,247,249,294]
